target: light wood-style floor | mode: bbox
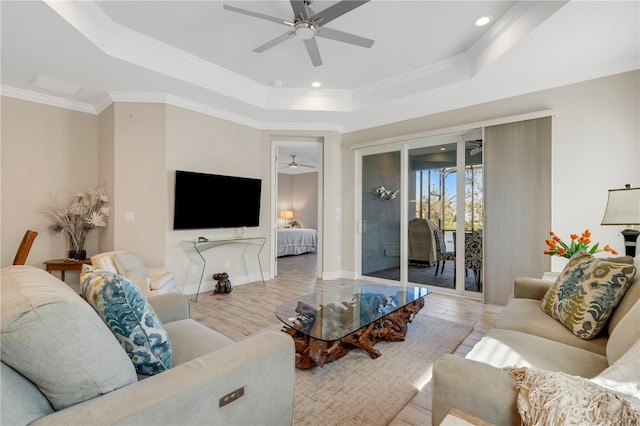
[190,254,502,426]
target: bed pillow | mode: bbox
[81,265,172,375]
[505,366,640,425]
[540,252,636,339]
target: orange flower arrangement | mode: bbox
[544,229,618,259]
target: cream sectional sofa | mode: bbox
[432,256,640,425]
[1,265,295,425]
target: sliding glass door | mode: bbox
[361,150,401,282]
[357,131,483,298]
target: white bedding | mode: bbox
[277,228,317,257]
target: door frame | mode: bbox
[270,139,323,278]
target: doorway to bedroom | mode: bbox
[272,142,322,279]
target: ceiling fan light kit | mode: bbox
[223,0,374,67]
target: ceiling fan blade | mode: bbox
[310,0,370,27]
[223,4,293,27]
[299,164,315,168]
[316,27,374,48]
[303,37,322,67]
[289,0,309,21]
[254,31,295,53]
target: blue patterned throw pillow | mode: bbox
[81,265,172,375]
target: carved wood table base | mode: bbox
[282,297,426,369]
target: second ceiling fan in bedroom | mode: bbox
[223,0,375,67]
[280,154,314,170]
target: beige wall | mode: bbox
[164,104,265,291]
[110,103,167,267]
[277,172,318,230]
[342,70,640,277]
[0,97,99,280]
[3,70,637,297]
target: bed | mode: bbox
[277,228,317,257]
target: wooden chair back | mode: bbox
[13,230,38,265]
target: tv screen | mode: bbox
[173,170,262,230]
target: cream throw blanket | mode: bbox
[505,366,640,426]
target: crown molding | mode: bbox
[0,85,98,114]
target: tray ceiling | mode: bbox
[1,1,638,132]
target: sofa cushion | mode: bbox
[540,252,636,340]
[81,265,172,375]
[607,256,640,335]
[114,252,149,277]
[505,366,640,425]
[607,298,640,365]
[494,298,607,355]
[163,319,234,367]
[466,329,608,378]
[591,338,640,411]
[1,362,53,425]
[0,266,137,410]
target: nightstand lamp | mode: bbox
[280,210,294,228]
[601,185,640,257]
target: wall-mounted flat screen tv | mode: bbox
[173,170,262,230]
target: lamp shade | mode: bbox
[601,187,640,225]
[279,210,294,219]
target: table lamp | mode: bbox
[601,185,640,257]
[280,210,294,227]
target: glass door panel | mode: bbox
[361,151,401,282]
[407,143,458,289]
[464,141,484,293]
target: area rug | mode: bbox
[260,312,473,426]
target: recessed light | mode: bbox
[475,16,492,26]
[311,81,322,88]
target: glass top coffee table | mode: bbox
[275,283,431,369]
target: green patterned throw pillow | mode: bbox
[541,252,637,340]
[81,265,172,375]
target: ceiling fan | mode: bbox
[280,154,314,169]
[223,0,375,67]
[469,140,483,156]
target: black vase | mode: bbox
[68,250,87,260]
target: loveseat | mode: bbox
[1,265,295,425]
[433,255,640,425]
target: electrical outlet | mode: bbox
[224,261,230,270]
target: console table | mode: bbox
[181,237,266,301]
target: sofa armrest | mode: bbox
[147,267,167,275]
[147,292,191,323]
[432,354,519,426]
[513,277,554,300]
[32,330,295,426]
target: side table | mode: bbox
[44,259,92,281]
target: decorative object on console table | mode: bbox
[279,210,294,227]
[40,185,110,260]
[601,185,640,257]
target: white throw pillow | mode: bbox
[590,339,640,411]
[114,252,149,277]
